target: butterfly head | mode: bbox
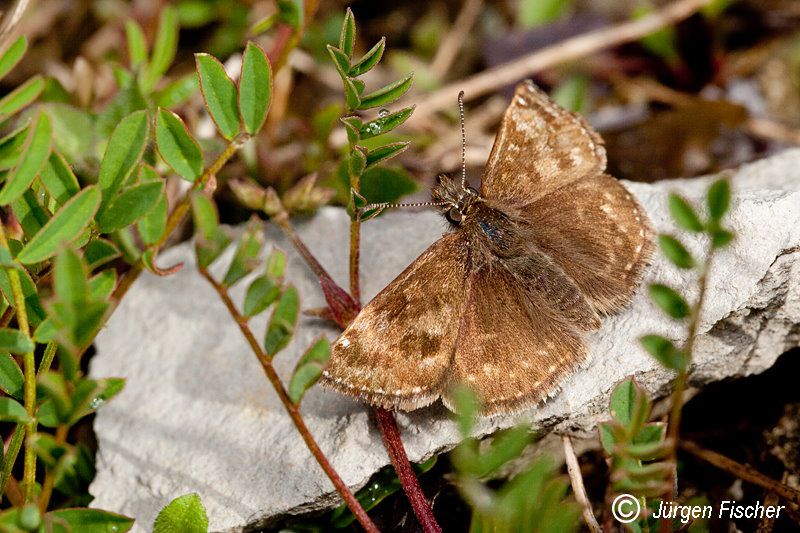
[432,174,479,226]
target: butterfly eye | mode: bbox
[446,206,463,225]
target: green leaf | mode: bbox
[277,0,303,29]
[360,166,418,204]
[668,193,703,232]
[264,286,299,355]
[12,189,49,239]
[137,166,168,246]
[0,75,44,119]
[350,38,385,77]
[33,318,56,343]
[39,152,80,206]
[125,20,148,70]
[98,110,149,214]
[357,74,414,110]
[0,352,23,399]
[707,178,731,221]
[143,6,179,91]
[609,378,637,426]
[38,371,71,422]
[640,335,687,371]
[53,247,89,306]
[0,261,46,326]
[97,181,164,233]
[339,8,356,58]
[0,36,27,81]
[348,148,366,178]
[648,283,690,319]
[195,53,240,140]
[658,234,694,269]
[0,122,29,170]
[95,80,147,139]
[343,76,361,110]
[0,397,30,423]
[341,116,361,146]
[551,74,588,113]
[84,238,121,269]
[266,248,286,280]
[156,108,204,181]
[711,228,734,249]
[288,338,330,404]
[0,111,52,205]
[89,270,118,300]
[222,219,263,287]
[191,193,230,268]
[238,42,272,135]
[518,0,571,27]
[154,73,199,108]
[47,508,133,533]
[69,377,125,423]
[43,103,94,164]
[153,493,208,533]
[366,142,409,168]
[17,186,101,264]
[327,45,351,78]
[243,276,281,317]
[0,328,34,354]
[359,105,414,140]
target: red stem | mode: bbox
[375,407,441,533]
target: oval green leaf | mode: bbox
[153,493,208,533]
[97,181,164,233]
[0,36,27,81]
[0,75,44,120]
[0,352,23,399]
[648,283,690,319]
[47,508,134,533]
[657,234,695,269]
[288,339,330,404]
[238,42,272,135]
[0,397,30,423]
[39,151,80,206]
[0,327,34,354]
[156,108,203,181]
[264,286,299,355]
[357,73,414,110]
[98,109,149,213]
[0,111,52,205]
[17,186,101,264]
[707,178,731,221]
[196,53,240,140]
[243,275,280,317]
[667,193,703,232]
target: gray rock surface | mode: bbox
[90,150,800,532]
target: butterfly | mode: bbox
[321,80,653,415]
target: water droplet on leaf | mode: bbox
[378,108,390,118]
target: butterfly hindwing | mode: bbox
[443,263,587,415]
[322,233,468,410]
[480,80,607,207]
[524,174,653,315]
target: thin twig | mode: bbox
[198,268,379,533]
[562,435,602,533]
[411,0,711,123]
[680,440,800,505]
[375,408,441,533]
[429,0,484,78]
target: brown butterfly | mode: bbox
[322,80,653,415]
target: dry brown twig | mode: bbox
[562,435,602,533]
[410,0,712,125]
[429,0,484,79]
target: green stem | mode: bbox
[0,223,35,504]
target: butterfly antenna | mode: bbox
[362,200,449,213]
[458,90,467,190]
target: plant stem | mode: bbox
[198,268,379,533]
[680,440,800,505]
[562,435,601,533]
[273,212,332,282]
[375,408,441,533]
[349,218,361,307]
[0,223,35,504]
[37,424,67,512]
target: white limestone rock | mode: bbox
[89,150,800,531]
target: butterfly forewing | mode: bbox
[481,80,606,206]
[322,233,469,410]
